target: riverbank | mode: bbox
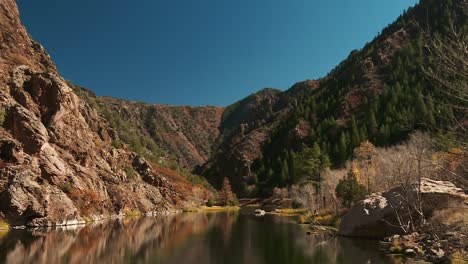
[0,221,8,239]
[0,221,8,230]
[183,206,240,213]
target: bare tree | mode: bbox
[422,0,468,185]
[407,132,433,226]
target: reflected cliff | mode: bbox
[0,212,395,264]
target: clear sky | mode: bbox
[17,0,418,106]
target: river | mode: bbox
[0,212,399,264]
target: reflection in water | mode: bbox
[0,213,395,264]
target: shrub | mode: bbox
[69,188,100,215]
[313,214,336,226]
[0,220,8,229]
[230,196,239,206]
[0,108,5,126]
[335,169,367,207]
[124,166,138,180]
[61,181,73,193]
[124,208,142,216]
[292,200,304,209]
[111,140,123,149]
[206,199,214,207]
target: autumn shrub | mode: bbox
[69,189,100,215]
[0,220,8,229]
[298,211,313,224]
[313,214,338,226]
[123,208,142,216]
[389,238,404,254]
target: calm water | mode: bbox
[0,212,397,264]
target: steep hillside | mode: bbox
[0,0,209,226]
[71,87,224,170]
[202,81,319,190]
[203,0,467,194]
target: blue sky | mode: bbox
[18,0,418,106]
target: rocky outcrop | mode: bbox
[0,64,185,226]
[339,178,468,238]
[0,0,206,226]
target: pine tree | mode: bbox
[339,132,348,163]
[335,169,367,208]
[415,92,428,118]
[351,116,360,146]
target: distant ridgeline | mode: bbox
[233,0,467,194]
[69,0,466,196]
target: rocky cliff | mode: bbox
[0,0,208,226]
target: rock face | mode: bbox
[339,178,468,238]
[0,0,205,226]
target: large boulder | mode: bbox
[339,178,467,238]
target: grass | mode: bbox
[0,221,9,238]
[183,206,240,212]
[297,209,341,228]
[0,221,9,230]
[124,166,138,180]
[271,208,309,216]
[0,108,5,127]
[0,230,8,239]
[124,208,143,216]
[452,251,468,264]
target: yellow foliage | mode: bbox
[199,206,240,212]
[451,251,468,264]
[273,208,309,215]
[123,208,142,216]
[351,161,361,182]
[0,230,8,239]
[298,211,313,224]
[0,221,8,230]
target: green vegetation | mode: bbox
[0,107,5,126]
[335,170,367,208]
[248,0,467,195]
[70,83,168,163]
[298,209,341,228]
[70,83,216,191]
[124,166,138,180]
[60,181,73,193]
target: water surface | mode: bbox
[0,212,396,264]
